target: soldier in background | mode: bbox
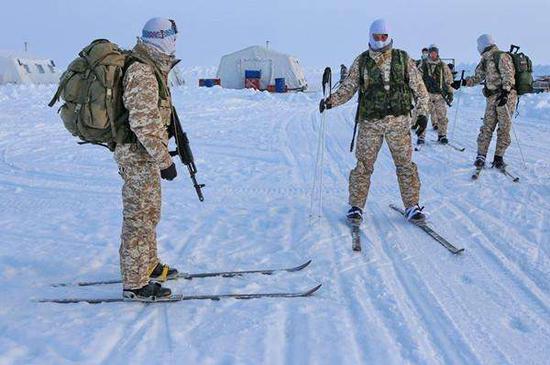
[417,44,454,145]
[458,34,516,170]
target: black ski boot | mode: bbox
[123,282,172,302]
[438,135,448,144]
[492,155,506,170]
[417,137,425,145]
[346,206,363,224]
[474,154,486,168]
[405,205,426,223]
[149,262,179,282]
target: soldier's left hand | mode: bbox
[161,163,177,181]
[451,80,462,90]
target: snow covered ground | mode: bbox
[0,69,548,365]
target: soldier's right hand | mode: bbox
[319,98,332,114]
[161,163,177,181]
[415,115,428,137]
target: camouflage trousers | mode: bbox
[420,93,448,138]
[114,144,161,290]
[478,91,517,157]
[349,115,421,209]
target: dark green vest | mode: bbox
[357,49,413,121]
[421,61,444,93]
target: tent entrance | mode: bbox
[239,58,272,89]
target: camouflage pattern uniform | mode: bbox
[114,41,174,290]
[465,45,516,157]
[328,47,429,209]
[419,58,454,138]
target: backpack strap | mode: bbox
[48,70,76,107]
[127,53,170,102]
[493,51,504,74]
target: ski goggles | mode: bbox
[142,19,178,39]
[372,34,389,42]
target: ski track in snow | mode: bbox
[0,79,549,365]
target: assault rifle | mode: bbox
[169,107,205,201]
[424,76,453,107]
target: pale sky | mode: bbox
[0,0,548,68]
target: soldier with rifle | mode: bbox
[115,18,203,301]
[416,44,454,145]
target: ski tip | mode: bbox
[288,259,312,272]
[307,284,322,295]
[51,283,67,288]
[454,248,466,254]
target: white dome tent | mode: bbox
[216,45,308,91]
[0,50,60,85]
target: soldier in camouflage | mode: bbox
[410,48,428,130]
[417,44,454,145]
[115,18,180,301]
[319,18,430,222]
[459,34,516,169]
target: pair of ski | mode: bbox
[472,166,519,182]
[40,260,321,304]
[415,141,465,152]
[347,205,464,255]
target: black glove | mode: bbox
[415,115,428,137]
[161,163,177,181]
[451,80,462,90]
[319,98,332,113]
[496,90,509,107]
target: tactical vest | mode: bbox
[421,61,444,94]
[357,49,413,121]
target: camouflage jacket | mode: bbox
[329,47,429,118]
[122,41,174,170]
[466,45,515,92]
[419,58,454,95]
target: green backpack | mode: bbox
[495,45,534,95]
[48,39,135,150]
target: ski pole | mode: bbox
[511,122,527,169]
[505,104,527,169]
[309,67,332,220]
[318,67,331,218]
[450,70,465,140]
[309,111,325,219]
